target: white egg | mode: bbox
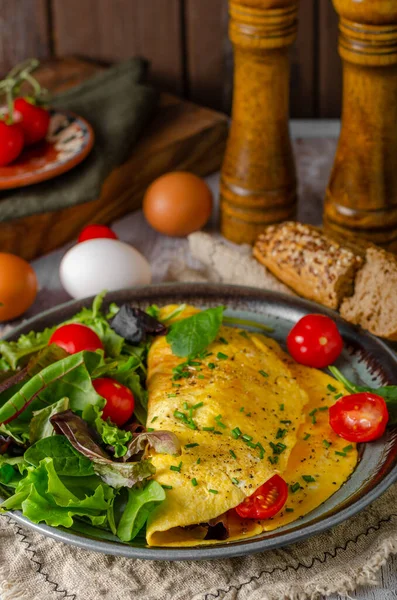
[60,239,152,299]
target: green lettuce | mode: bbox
[29,397,70,443]
[95,417,132,458]
[115,480,165,542]
[24,435,94,477]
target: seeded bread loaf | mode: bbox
[253,222,364,309]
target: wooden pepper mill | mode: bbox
[220,0,298,245]
[324,0,397,251]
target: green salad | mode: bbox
[0,292,182,544]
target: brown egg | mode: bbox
[143,172,213,237]
[0,253,38,321]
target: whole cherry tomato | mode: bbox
[78,224,118,243]
[235,475,288,519]
[14,98,50,145]
[49,323,103,355]
[0,121,24,166]
[287,314,343,368]
[93,377,135,426]
[329,392,388,442]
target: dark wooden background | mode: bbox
[0,0,342,118]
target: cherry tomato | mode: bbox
[14,98,50,145]
[0,121,24,166]
[78,224,118,243]
[329,392,388,442]
[287,314,343,368]
[235,475,288,519]
[49,323,103,355]
[93,377,135,426]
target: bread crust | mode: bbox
[254,222,363,309]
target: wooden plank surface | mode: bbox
[318,0,342,118]
[0,0,50,75]
[52,0,184,94]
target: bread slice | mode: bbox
[253,222,363,309]
[340,246,397,340]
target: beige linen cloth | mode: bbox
[1,232,397,600]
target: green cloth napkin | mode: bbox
[0,58,159,222]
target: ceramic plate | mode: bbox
[0,109,94,189]
[1,283,397,561]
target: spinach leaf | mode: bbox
[50,411,155,488]
[116,480,165,542]
[29,397,70,444]
[25,435,94,477]
[166,306,225,358]
[329,366,397,425]
[0,351,105,426]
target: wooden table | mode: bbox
[5,125,397,600]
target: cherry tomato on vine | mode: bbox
[0,121,24,166]
[49,323,103,355]
[93,377,135,426]
[329,392,388,442]
[235,475,288,519]
[14,98,50,145]
[78,224,118,243]
[287,314,343,368]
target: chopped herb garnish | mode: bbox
[259,370,269,378]
[183,402,189,410]
[290,482,302,493]
[209,489,218,494]
[246,412,251,417]
[268,455,279,465]
[323,440,332,449]
[229,449,237,459]
[256,442,265,459]
[231,427,242,439]
[231,478,240,485]
[167,393,177,398]
[334,393,343,400]
[215,414,227,429]
[213,430,223,435]
[147,428,155,432]
[303,433,311,441]
[185,443,199,449]
[239,406,245,413]
[242,434,253,442]
[343,444,354,452]
[151,416,158,423]
[197,457,201,464]
[270,441,287,455]
[239,331,250,340]
[203,426,215,431]
[327,384,337,393]
[219,337,229,344]
[170,462,182,473]
[318,406,329,412]
[172,383,181,388]
[191,478,198,487]
[309,408,318,424]
[280,420,292,425]
[208,363,216,370]
[198,375,205,379]
[173,410,197,430]
[302,475,316,483]
[276,428,287,439]
[335,451,347,457]
[193,401,204,409]
[285,507,294,513]
[279,404,284,411]
[162,485,173,490]
[217,352,228,360]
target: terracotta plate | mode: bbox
[1,283,397,561]
[0,109,94,189]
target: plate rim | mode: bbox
[0,108,94,190]
[2,282,397,561]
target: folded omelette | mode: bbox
[145,306,357,546]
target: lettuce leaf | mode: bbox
[95,417,132,458]
[29,397,70,443]
[0,327,57,371]
[122,430,181,462]
[24,435,94,477]
[116,480,165,542]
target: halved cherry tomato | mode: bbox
[78,224,118,243]
[235,475,288,519]
[329,392,388,442]
[14,98,50,145]
[0,121,24,166]
[287,314,343,368]
[93,377,135,426]
[49,323,103,355]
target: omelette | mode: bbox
[145,306,358,546]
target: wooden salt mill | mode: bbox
[220,0,298,245]
[324,0,397,251]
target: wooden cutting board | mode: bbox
[0,58,228,261]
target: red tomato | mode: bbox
[14,98,50,145]
[329,392,388,442]
[287,314,343,368]
[78,224,118,243]
[49,323,104,354]
[0,121,24,166]
[235,475,288,519]
[93,377,135,426]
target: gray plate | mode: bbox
[1,283,397,561]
